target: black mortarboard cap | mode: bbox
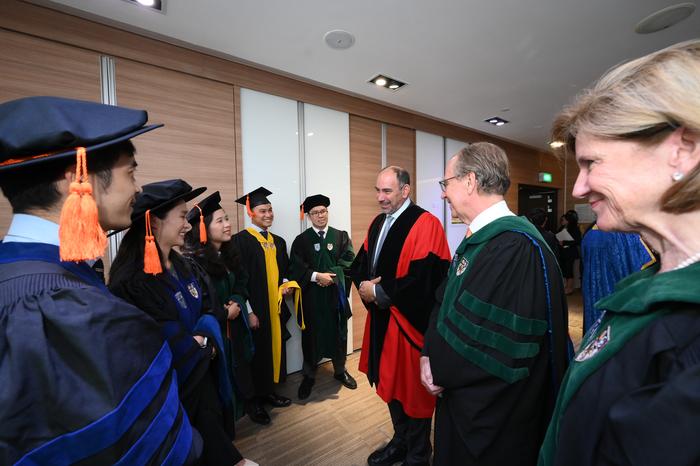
[301,194,330,213]
[187,191,222,225]
[131,179,206,223]
[235,187,272,216]
[0,96,162,173]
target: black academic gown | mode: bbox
[423,216,570,466]
[231,229,291,396]
[289,226,354,366]
[0,242,200,465]
[110,257,241,466]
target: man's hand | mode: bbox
[420,356,444,396]
[282,287,294,296]
[226,301,241,320]
[358,276,381,303]
[316,272,337,287]
[248,312,260,329]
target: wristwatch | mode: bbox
[199,336,208,349]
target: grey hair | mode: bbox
[381,165,411,188]
[453,142,511,195]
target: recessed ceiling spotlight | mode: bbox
[485,116,508,126]
[636,2,695,33]
[368,74,407,91]
[324,30,356,50]
[549,141,565,149]
[122,0,164,11]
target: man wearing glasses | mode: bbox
[351,167,451,466]
[290,194,357,400]
[421,142,570,465]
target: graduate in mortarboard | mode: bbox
[289,194,357,400]
[231,187,293,425]
[109,180,250,466]
[0,97,200,464]
[183,192,256,425]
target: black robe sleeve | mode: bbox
[424,231,569,460]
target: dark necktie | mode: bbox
[260,230,268,239]
[319,230,325,240]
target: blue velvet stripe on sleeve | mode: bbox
[113,371,180,466]
[161,411,196,466]
[15,343,186,466]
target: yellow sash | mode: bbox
[246,228,304,382]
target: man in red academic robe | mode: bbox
[351,166,451,466]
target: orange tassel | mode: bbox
[196,205,207,244]
[299,204,304,220]
[245,195,253,218]
[143,210,163,275]
[59,147,107,261]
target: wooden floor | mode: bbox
[235,291,585,465]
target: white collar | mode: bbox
[468,200,515,234]
[3,213,60,246]
[312,226,328,235]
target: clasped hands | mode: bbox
[358,276,382,303]
[316,272,336,287]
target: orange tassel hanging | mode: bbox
[245,194,253,218]
[59,147,107,261]
[299,204,304,220]
[196,205,207,244]
[143,210,163,275]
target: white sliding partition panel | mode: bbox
[416,130,446,232]
[445,138,470,256]
[302,103,353,353]
[240,88,304,372]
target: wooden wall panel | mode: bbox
[114,58,238,226]
[0,29,101,236]
[386,125,417,202]
[350,116,382,350]
[564,153,579,213]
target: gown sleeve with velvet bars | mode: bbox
[350,204,451,419]
[290,226,355,366]
[423,216,570,466]
[231,229,291,394]
[0,242,201,466]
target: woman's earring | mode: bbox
[672,171,684,182]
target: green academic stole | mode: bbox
[537,263,681,466]
[436,216,551,384]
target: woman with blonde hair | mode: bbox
[539,40,700,466]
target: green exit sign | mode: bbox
[538,172,553,183]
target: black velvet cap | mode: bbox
[301,194,330,213]
[0,96,162,173]
[132,179,206,223]
[235,186,272,209]
[187,191,222,225]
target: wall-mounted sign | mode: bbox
[538,172,553,183]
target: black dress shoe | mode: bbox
[298,376,315,400]
[367,441,406,466]
[264,393,292,407]
[246,402,270,425]
[334,371,358,390]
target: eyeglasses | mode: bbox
[308,208,328,217]
[438,176,458,192]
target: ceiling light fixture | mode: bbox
[484,116,509,127]
[368,74,407,91]
[122,0,164,12]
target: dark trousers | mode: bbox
[388,399,432,466]
[302,337,348,378]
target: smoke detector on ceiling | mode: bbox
[635,2,695,34]
[324,30,356,50]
